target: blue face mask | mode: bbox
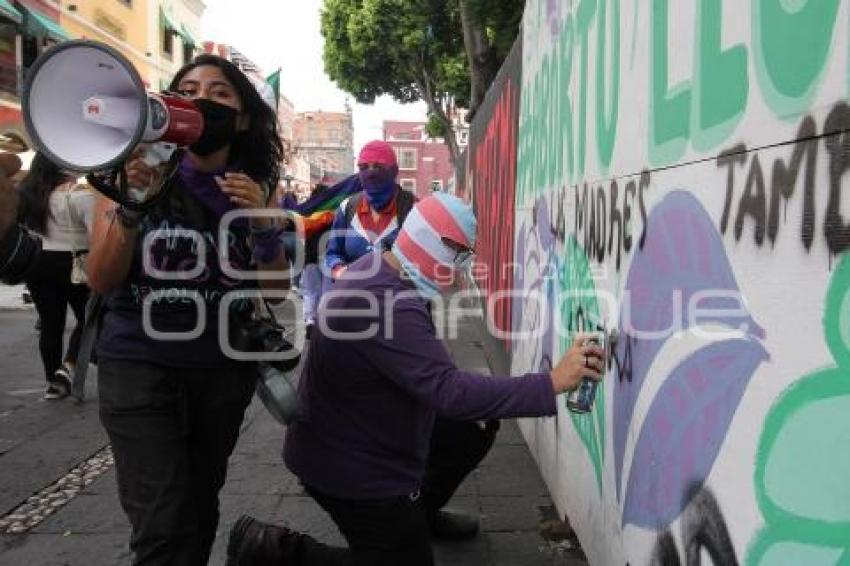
[359,166,397,210]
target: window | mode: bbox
[398,148,417,170]
[161,27,174,58]
[400,179,416,194]
[182,42,194,65]
[430,180,443,192]
[0,22,16,96]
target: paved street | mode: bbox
[0,292,587,565]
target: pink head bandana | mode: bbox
[358,140,398,168]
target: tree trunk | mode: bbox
[415,76,461,167]
[458,0,499,120]
[432,105,461,167]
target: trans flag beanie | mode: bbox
[391,193,477,299]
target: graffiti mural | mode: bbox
[468,37,523,350]
[748,254,850,566]
[617,191,768,530]
[648,487,739,566]
[463,0,850,564]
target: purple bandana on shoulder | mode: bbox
[178,154,247,227]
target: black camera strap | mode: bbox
[71,293,104,402]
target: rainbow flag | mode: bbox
[284,174,362,239]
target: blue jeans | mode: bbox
[301,264,324,323]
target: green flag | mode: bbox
[266,68,281,109]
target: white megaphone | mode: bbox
[22,40,203,173]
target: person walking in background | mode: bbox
[279,187,299,210]
[226,194,607,565]
[277,176,362,336]
[17,153,93,400]
[324,140,416,282]
[300,183,328,336]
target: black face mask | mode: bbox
[190,99,239,156]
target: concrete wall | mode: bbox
[466,1,850,564]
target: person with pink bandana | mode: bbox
[324,140,417,282]
[226,193,606,566]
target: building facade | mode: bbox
[383,120,453,199]
[58,0,149,83]
[147,0,204,90]
[277,92,294,145]
[0,0,70,148]
[292,105,354,177]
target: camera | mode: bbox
[230,313,301,372]
[229,308,302,425]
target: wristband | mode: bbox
[253,237,283,264]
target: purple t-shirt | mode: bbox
[284,253,556,500]
[97,170,257,368]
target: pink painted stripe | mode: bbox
[395,230,450,281]
[415,197,470,247]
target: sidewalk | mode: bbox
[0,284,29,310]
[0,307,586,565]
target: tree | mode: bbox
[321,0,524,164]
[459,0,525,119]
[321,0,464,164]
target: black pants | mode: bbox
[98,360,256,566]
[25,250,89,381]
[422,418,499,519]
[284,418,499,565]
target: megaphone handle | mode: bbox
[140,142,177,168]
[86,152,179,213]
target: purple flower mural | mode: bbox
[614,191,768,528]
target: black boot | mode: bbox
[226,515,302,565]
[429,509,480,541]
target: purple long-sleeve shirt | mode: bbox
[284,253,557,500]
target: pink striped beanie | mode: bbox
[391,193,477,298]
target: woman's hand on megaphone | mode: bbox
[125,147,165,201]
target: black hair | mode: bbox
[168,54,283,193]
[17,152,67,234]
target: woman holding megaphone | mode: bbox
[85,54,289,565]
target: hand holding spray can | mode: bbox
[566,329,617,413]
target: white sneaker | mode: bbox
[44,367,71,400]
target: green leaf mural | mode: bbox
[558,236,606,495]
[748,254,850,565]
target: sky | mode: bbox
[201,0,428,155]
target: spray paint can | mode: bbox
[566,330,615,414]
